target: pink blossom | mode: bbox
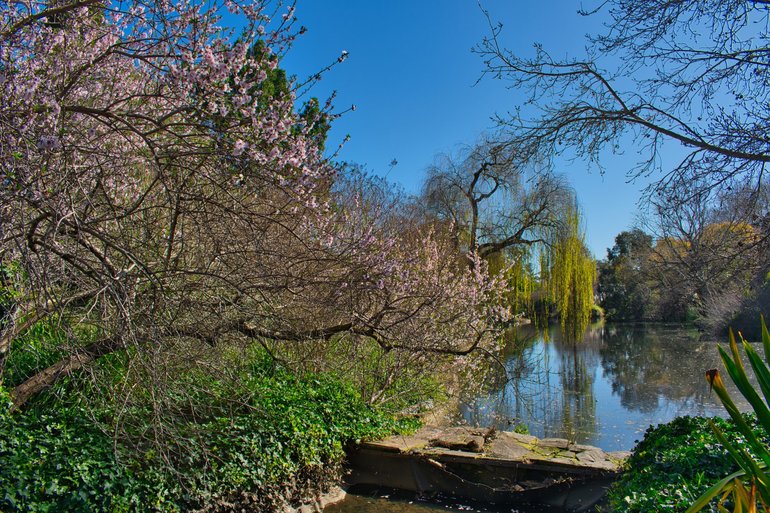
[36,135,61,151]
[233,139,247,156]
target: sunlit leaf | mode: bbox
[761,316,770,368]
[686,471,745,513]
[714,351,770,466]
[742,343,770,419]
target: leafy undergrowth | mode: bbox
[607,415,769,513]
[0,354,418,512]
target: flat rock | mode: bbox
[507,431,538,445]
[547,456,580,466]
[429,434,485,453]
[423,446,484,459]
[569,443,598,452]
[537,438,571,449]
[361,425,627,474]
[486,432,537,461]
[590,459,623,471]
[365,426,444,453]
[609,450,632,462]
[529,450,565,463]
[347,424,628,513]
[575,449,606,464]
[365,435,431,453]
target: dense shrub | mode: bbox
[607,415,770,513]
[0,394,152,512]
[0,355,417,512]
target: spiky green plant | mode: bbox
[687,317,770,513]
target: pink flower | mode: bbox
[233,139,247,156]
[36,135,61,152]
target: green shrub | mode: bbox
[0,388,152,512]
[4,318,69,388]
[0,351,418,512]
[290,335,447,412]
[607,415,769,513]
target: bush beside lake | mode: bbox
[608,415,769,512]
[0,351,418,512]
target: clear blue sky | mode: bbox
[279,1,658,258]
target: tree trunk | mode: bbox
[9,336,122,410]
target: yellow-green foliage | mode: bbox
[506,254,535,315]
[543,208,596,337]
[485,250,536,316]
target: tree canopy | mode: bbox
[476,0,770,205]
[597,229,655,321]
[421,137,573,260]
[0,0,510,421]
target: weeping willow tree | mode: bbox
[486,249,536,318]
[508,255,536,316]
[541,208,596,339]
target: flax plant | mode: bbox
[687,318,770,513]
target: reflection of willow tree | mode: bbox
[465,325,599,441]
[460,326,539,427]
[599,325,711,413]
[551,329,598,442]
[460,325,542,429]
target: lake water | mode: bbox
[458,322,752,451]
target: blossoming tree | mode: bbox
[0,0,509,419]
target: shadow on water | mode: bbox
[459,322,755,451]
[324,485,575,513]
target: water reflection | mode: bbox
[460,323,753,451]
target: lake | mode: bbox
[458,322,752,451]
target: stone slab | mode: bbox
[362,426,626,474]
[609,450,632,462]
[537,438,571,449]
[429,432,485,453]
[569,443,598,452]
[507,432,538,445]
[422,447,484,459]
[486,433,537,461]
[576,449,606,464]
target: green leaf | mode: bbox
[742,343,770,416]
[715,346,770,466]
[761,315,770,367]
[685,470,745,513]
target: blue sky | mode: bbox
[279,1,658,258]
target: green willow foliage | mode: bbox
[484,208,594,334]
[542,209,596,337]
[485,250,536,316]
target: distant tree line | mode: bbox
[597,182,770,336]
